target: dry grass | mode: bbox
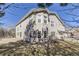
[0,39,79,56]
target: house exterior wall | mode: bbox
[49,14,65,39]
[16,14,35,39]
[33,12,49,31]
[16,10,66,40]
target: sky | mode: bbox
[0,3,79,28]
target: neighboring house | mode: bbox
[16,8,66,42]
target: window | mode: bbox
[38,31,41,38]
[44,20,47,24]
[20,32,22,37]
[58,31,63,35]
[30,32,32,38]
[48,19,50,22]
[33,31,36,38]
[44,31,47,38]
[33,21,35,24]
[20,25,21,27]
[51,32,55,36]
[17,27,19,31]
[51,21,54,26]
[51,24,54,26]
[38,19,41,23]
[17,32,19,36]
[51,21,54,23]
[38,15,41,17]
[29,31,34,38]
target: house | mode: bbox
[16,8,66,42]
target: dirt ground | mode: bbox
[0,38,79,55]
[0,38,21,45]
[0,38,79,56]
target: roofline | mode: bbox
[16,9,34,26]
[16,8,65,28]
[16,8,49,26]
[49,12,66,28]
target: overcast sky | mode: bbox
[0,3,79,28]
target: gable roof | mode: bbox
[16,8,65,27]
